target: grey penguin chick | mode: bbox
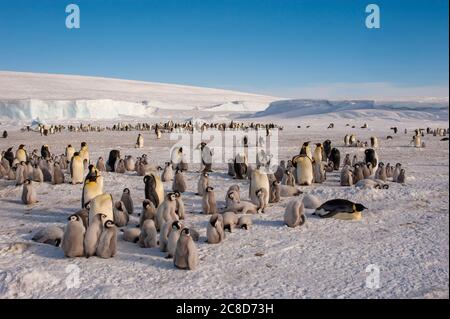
[84,213,106,258]
[120,188,134,215]
[174,228,199,270]
[96,220,117,259]
[32,225,64,246]
[207,213,225,244]
[113,201,129,227]
[62,214,86,258]
[138,219,158,248]
[139,199,156,228]
[238,215,252,230]
[122,227,141,243]
[284,199,306,228]
[222,211,239,233]
[21,179,37,205]
[166,220,183,258]
[302,194,321,209]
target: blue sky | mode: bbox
[0,0,448,99]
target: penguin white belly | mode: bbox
[88,194,114,225]
[71,160,84,184]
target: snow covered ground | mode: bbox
[0,112,448,299]
[0,72,448,299]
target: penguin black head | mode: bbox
[228,192,234,200]
[81,142,87,147]
[104,220,115,228]
[206,186,214,192]
[24,179,31,185]
[174,191,181,198]
[19,144,25,149]
[168,193,176,201]
[182,228,190,236]
[355,204,367,212]
[74,152,80,156]
[68,214,79,222]
[123,188,130,194]
[172,221,181,230]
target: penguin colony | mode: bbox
[2,122,447,270]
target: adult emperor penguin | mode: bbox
[233,152,248,179]
[79,142,90,164]
[170,146,184,170]
[70,152,84,184]
[21,179,37,204]
[349,134,357,146]
[323,140,332,160]
[313,199,367,220]
[106,150,121,172]
[136,133,144,148]
[65,144,75,164]
[82,168,103,208]
[88,193,114,226]
[329,148,341,170]
[84,213,106,258]
[364,148,378,169]
[96,220,117,259]
[174,228,199,270]
[344,134,350,146]
[144,173,165,208]
[207,213,225,244]
[412,135,422,148]
[284,199,306,228]
[16,144,27,163]
[41,145,51,159]
[292,154,314,186]
[62,214,86,258]
[249,166,270,206]
[313,143,323,163]
[370,136,379,148]
[300,142,312,159]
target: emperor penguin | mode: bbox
[155,126,162,139]
[222,211,239,233]
[144,173,165,208]
[15,161,26,186]
[161,162,174,182]
[225,185,241,207]
[138,219,158,248]
[302,194,321,209]
[392,163,402,182]
[88,193,114,226]
[255,188,269,213]
[16,144,27,162]
[82,170,103,208]
[199,142,213,172]
[62,214,86,258]
[370,136,379,148]
[233,152,248,179]
[26,162,34,180]
[396,169,406,184]
[139,199,156,228]
[375,162,387,182]
[159,219,178,252]
[65,144,75,163]
[329,148,341,170]
[113,201,129,227]
[136,133,144,148]
[106,150,121,172]
[362,163,372,179]
[32,225,64,247]
[202,186,218,215]
[174,228,199,270]
[196,172,209,196]
[313,199,367,221]
[207,213,225,244]
[353,164,364,183]
[53,162,65,185]
[120,188,134,215]
[340,166,353,186]
[79,142,90,164]
[349,134,356,146]
[279,184,302,197]
[155,193,178,231]
[343,154,351,167]
[96,220,117,259]
[32,164,44,182]
[249,167,270,206]
[174,191,186,220]
[238,215,252,230]
[227,161,236,177]
[284,199,306,228]
[312,161,326,183]
[96,157,106,172]
[351,155,358,167]
[412,135,422,148]
[344,135,350,146]
[166,220,183,258]
[300,142,312,159]
[70,152,84,184]
[293,155,313,186]
[323,140,332,160]
[124,155,135,171]
[364,149,378,169]
[282,170,296,186]
[170,146,183,170]
[172,169,187,193]
[115,159,127,174]
[21,179,37,204]
[313,143,323,163]
[84,213,106,258]
[122,227,141,243]
[41,145,51,159]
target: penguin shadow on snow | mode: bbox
[118,248,175,270]
[252,218,284,228]
[10,208,69,224]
